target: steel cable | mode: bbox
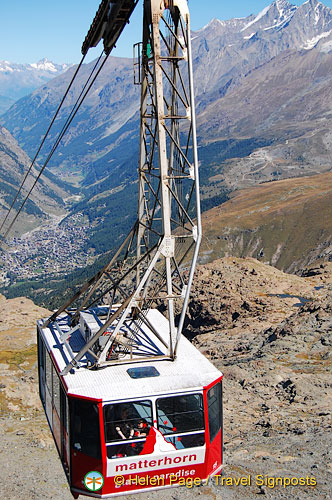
[0,53,87,235]
[2,50,108,239]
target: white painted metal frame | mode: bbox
[42,0,201,373]
[39,309,221,401]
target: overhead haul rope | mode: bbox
[1,50,108,239]
[0,53,87,235]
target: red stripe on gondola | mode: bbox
[67,393,103,402]
[98,401,107,478]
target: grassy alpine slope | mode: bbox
[200,172,332,273]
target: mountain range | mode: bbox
[1,0,332,298]
[3,1,332,190]
[0,58,72,114]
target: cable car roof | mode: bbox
[39,309,222,401]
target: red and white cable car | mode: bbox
[38,308,222,498]
[38,0,224,496]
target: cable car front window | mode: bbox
[104,400,153,459]
[156,394,205,450]
[157,394,204,434]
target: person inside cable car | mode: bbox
[133,418,150,454]
[108,406,136,457]
[115,407,135,440]
[104,402,154,458]
[135,418,150,438]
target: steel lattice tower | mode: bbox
[43,0,201,374]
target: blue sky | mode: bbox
[1,0,332,64]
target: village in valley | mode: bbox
[0,213,91,285]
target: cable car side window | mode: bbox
[70,398,101,459]
[45,349,52,393]
[156,394,205,449]
[104,400,153,459]
[157,394,204,435]
[52,364,61,417]
[207,382,222,442]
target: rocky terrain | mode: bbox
[0,257,331,499]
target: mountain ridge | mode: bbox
[0,125,76,237]
[200,171,332,273]
[0,58,73,113]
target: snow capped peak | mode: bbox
[301,0,328,9]
[241,1,297,33]
[275,0,290,14]
[241,5,271,32]
[298,0,332,33]
[0,59,73,103]
[0,59,71,74]
[0,59,72,86]
[29,58,71,73]
[196,18,224,32]
[195,16,251,36]
[30,59,57,72]
[0,62,14,73]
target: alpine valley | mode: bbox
[1,0,332,306]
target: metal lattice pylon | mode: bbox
[43,0,201,374]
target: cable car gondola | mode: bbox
[37,0,223,496]
[37,307,222,497]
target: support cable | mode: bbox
[2,51,109,239]
[0,53,87,235]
